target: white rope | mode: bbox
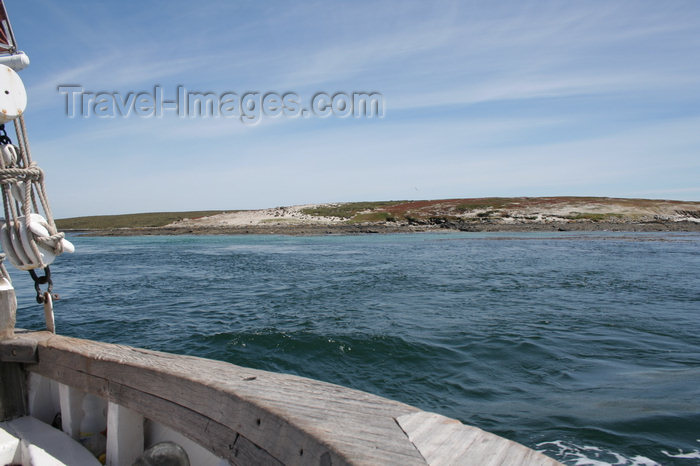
[0,253,10,283]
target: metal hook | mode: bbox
[29,266,52,303]
[0,124,11,145]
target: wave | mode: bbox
[537,440,700,466]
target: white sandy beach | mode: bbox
[166,204,346,227]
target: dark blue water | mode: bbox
[11,232,700,465]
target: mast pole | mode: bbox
[0,0,18,54]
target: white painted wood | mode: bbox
[107,401,144,466]
[79,394,107,459]
[396,411,562,466]
[27,372,60,425]
[145,420,228,466]
[0,425,21,464]
[1,416,100,465]
[58,383,84,439]
[0,276,16,339]
[21,441,69,466]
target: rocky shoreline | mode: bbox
[57,197,700,236]
[72,220,700,237]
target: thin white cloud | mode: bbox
[9,0,700,216]
[389,72,699,110]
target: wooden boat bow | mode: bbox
[0,331,560,465]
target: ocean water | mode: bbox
[10,231,700,465]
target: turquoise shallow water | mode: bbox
[11,231,700,465]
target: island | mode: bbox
[56,197,700,236]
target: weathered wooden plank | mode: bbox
[0,363,26,421]
[396,411,562,466]
[19,332,560,466]
[29,355,281,466]
[0,277,23,423]
[108,377,280,466]
[30,333,425,466]
[0,338,37,363]
[229,429,284,466]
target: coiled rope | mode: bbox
[0,115,73,306]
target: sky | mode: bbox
[5,0,700,218]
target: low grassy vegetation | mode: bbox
[564,213,624,221]
[348,212,397,223]
[454,198,519,212]
[56,211,228,230]
[301,201,405,219]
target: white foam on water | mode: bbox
[660,439,700,460]
[537,440,659,466]
[661,444,700,460]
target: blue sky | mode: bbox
[6,0,700,218]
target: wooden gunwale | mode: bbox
[1,331,561,465]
